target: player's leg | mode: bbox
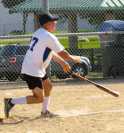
[27,87,44,104]
[4,74,44,118]
[43,78,52,97]
[4,87,44,118]
[42,77,52,113]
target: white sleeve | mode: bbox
[48,34,64,53]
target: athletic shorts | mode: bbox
[21,74,48,90]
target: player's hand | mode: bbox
[62,62,72,74]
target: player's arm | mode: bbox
[52,52,71,73]
[57,50,81,64]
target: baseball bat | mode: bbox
[72,72,120,97]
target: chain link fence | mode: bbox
[0,0,124,82]
[0,33,103,81]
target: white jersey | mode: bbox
[21,28,64,78]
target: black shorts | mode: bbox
[21,74,48,90]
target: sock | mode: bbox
[42,97,50,113]
[11,97,27,104]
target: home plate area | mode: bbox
[55,108,90,117]
[55,108,124,118]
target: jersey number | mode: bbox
[30,37,38,51]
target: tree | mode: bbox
[2,0,25,8]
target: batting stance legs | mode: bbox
[4,74,53,118]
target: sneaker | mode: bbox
[4,98,15,118]
[41,110,57,118]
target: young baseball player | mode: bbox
[4,13,81,118]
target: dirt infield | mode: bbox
[0,79,124,133]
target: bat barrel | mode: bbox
[72,72,120,97]
[86,79,120,97]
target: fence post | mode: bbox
[42,0,49,13]
[68,14,78,48]
[22,13,28,34]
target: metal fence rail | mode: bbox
[0,31,124,39]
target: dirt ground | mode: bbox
[0,78,124,133]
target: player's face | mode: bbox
[45,21,57,32]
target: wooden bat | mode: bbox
[72,72,120,97]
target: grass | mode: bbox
[0,35,100,49]
[59,36,100,48]
[78,36,100,49]
[0,39,30,45]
